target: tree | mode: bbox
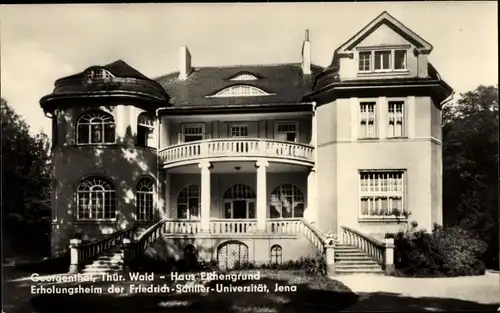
[1,98,53,259]
[442,85,499,269]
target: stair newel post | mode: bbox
[122,237,135,273]
[324,232,337,276]
[69,238,82,274]
[384,238,395,275]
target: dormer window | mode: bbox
[358,48,407,73]
[207,85,274,98]
[86,69,114,82]
[229,73,259,81]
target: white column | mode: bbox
[310,110,317,146]
[306,167,317,223]
[116,105,125,143]
[256,159,269,232]
[198,161,211,232]
[164,173,171,219]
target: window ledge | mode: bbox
[358,137,379,141]
[357,70,410,77]
[359,217,408,223]
[74,220,118,224]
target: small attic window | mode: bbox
[229,73,259,81]
[207,85,274,98]
[86,69,114,82]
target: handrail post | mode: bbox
[69,238,82,274]
[384,238,395,275]
[122,237,135,273]
[324,232,337,276]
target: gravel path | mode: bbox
[334,271,499,311]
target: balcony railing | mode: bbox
[159,138,314,166]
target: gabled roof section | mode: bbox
[335,11,433,57]
[228,72,260,81]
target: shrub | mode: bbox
[390,224,487,277]
[15,250,70,274]
[235,253,327,276]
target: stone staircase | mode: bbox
[335,244,384,274]
[80,246,124,274]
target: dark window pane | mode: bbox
[293,203,304,218]
[178,204,188,218]
[286,133,296,142]
[395,50,406,69]
[185,135,203,142]
[78,125,89,144]
[104,124,115,143]
[137,126,146,146]
[91,125,103,143]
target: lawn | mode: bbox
[7,269,358,313]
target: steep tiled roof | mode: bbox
[56,59,150,82]
[154,63,324,107]
[40,60,168,113]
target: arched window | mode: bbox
[270,245,283,265]
[177,185,200,219]
[76,177,116,220]
[137,113,155,147]
[136,177,155,221]
[77,111,116,144]
[208,85,273,98]
[269,184,304,218]
[223,184,256,219]
[229,73,259,81]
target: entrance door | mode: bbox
[233,200,247,219]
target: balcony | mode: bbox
[159,138,314,167]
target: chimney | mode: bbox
[179,46,192,80]
[301,30,311,75]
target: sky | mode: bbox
[1,2,498,136]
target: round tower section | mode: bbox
[40,60,169,254]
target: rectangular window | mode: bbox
[229,124,249,137]
[374,51,392,71]
[358,49,408,73]
[359,51,371,71]
[182,124,204,143]
[394,50,407,70]
[388,101,405,137]
[359,171,405,218]
[359,102,377,139]
[275,121,298,142]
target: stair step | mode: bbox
[336,260,379,265]
[335,263,381,269]
[336,255,373,260]
[96,256,123,261]
[335,251,368,256]
[87,262,122,268]
[336,268,384,274]
[81,268,122,273]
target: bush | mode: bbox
[390,224,487,277]
[15,250,70,274]
[234,253,327,276]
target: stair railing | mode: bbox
[127,218,170,261]
[300,220,327,252]
[77,223,138,266]
[340,226,385,265]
